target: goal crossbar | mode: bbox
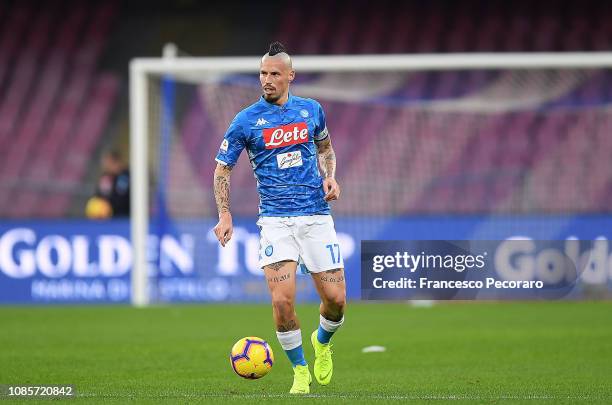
[131,52,612,75]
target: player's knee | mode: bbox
[325,293,346,316]
[272,295,295,319]
[334,295,346,315]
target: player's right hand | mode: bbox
[214,212,233,247]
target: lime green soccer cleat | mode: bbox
[311,330,334,385]
[289,364,312,394]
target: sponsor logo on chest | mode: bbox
[276,150,303,169]
[263,122,309,149]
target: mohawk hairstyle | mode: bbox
[268,41,287,56]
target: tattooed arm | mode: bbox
[315,136,340,201]
[213,163,233,246]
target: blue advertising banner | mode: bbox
[1,216,612,304]
[0,221,132,304]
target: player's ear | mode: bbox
[289,70,295,82]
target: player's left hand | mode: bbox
[323,177,340,201]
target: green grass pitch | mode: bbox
[1,302,611,404]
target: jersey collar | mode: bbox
[258,92,294,110]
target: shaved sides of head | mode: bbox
[262,41,292,69]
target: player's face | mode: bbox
[260,58,294,104]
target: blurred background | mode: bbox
[0,0,611,304]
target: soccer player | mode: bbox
[213,42,345,394]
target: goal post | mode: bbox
[129,52,612,306]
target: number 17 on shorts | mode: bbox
[325,243,342,265]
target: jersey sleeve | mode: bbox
[215,113,247,166]
[313,101,329,142]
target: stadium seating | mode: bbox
[0,1,118,217]
[1,0,610,217]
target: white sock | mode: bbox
[276,329,302,350]
[320,314,344,333]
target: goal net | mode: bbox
[130,53,612,305]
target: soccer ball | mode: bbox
[229,337,274,379]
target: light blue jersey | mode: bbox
[215,93,331,216]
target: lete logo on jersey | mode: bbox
[263,122,308,149]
